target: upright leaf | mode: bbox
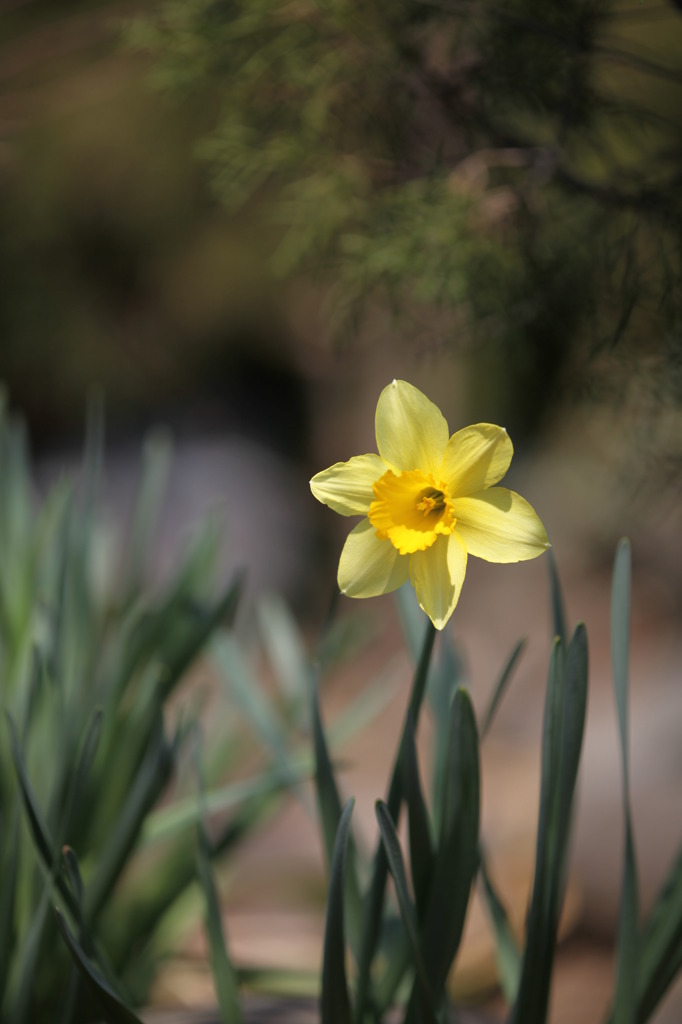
[354,620,437,1022]
[376,801,437,1024]
[196,827,243,1024]
[611,539,638,1024]
[634,845,682,1021]
[257,594,311,704]
[479,850,521,1005]
[0,804,20,1000]
[548,548,567,648]
[321,798,355,1024]
[6,712,80,922]
[311,679,363,958]
[480,639,526,741]
[55,910,144,1024]
[402,711,434,919]
[510,623,588,1024]
[85,714,174,921]
[416,687,480,999]
[427,637,465,838]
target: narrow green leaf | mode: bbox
[12,885,53,1024]
[321,798,355,1024]
[59,846,88,1023]
[257,594,311,703]
[548,548,567,647]
[510,623,588,1024]
[394,584,425,664]
[402,711,434,918]
[355,620,437,1023]
[8,713,50,879]
[635,846,682,1021]
[480,639,526,740]
[5,712,80,922]
[212,633,288,757]
[0,803,20,997]
[62,846,85,911]
[479,849,521,1004]
[86,714,174,921]
[55,909,144,1024]
[159,575,243,702]
[509,639,563,1024]
[427,637,465,840]
[611,539,631,780]
[142,758,310,845]
[63,706,104,837]
[418,686,480,997]
[311,679,363,958]
[193,720,243,1024]
[611,539,638,1024]
[372,929,412,1016]
[375,801,437,1024]
[311,681,345,867]
[556,625,588,860]
[196,827,243,1024]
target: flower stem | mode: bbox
[354,618,437,1023]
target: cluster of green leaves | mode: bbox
[0,397,323,1023]
[205,540,681,1024]
[0,394,249,1021]
[312,544,682,1024]
[0,391,400,1022]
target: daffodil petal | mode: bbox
[338,518,410,597]
[441,424,513,496]
[453,488,550,563]
[375,380,449,476]
[409,532,468,629]
[310,454,386,515]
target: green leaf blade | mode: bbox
[321,798,355,1024]
[418,686,480,998]
[610,539,639,1024]
[55,910,144,1024]
[375,800,437,1024]
[403,711,434,920]
[196,827,243,1024]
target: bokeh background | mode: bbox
[2,0,682,1019]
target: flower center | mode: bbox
[416,489,446,516]
[369,470,456,555]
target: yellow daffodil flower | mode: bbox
[310,379,550,629]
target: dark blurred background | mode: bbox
[2,2,681,453]
[1,0,681,615]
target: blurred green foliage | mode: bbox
[0,396,301,1022]
[131,0,682,436]
[0,387,395,1021]
[0,0,680,461]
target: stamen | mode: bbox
[417,489,445,516]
